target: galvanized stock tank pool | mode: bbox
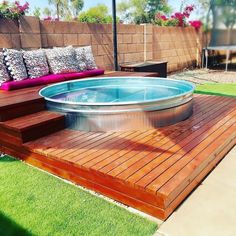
[39,77,195,131]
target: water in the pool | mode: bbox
[52,85,183,103]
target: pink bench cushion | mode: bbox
[0,69,105,91]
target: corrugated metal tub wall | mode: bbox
[39,77,195,132]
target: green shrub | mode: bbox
[78,4,114,24]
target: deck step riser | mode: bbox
[0,99,45,121]
[0,112,65,144]
[21,118,65,143]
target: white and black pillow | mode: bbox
[0,52,11,85]
[23,49,49,78]
[45,46,79,74]
[75,46,97,71]
[3,48,28,81]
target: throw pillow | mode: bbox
[0,52,11,85]
[75,46,97,71]
[45,46,79,74]
[23,49,49,78]
[3,48,28,81]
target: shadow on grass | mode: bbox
[0,156,17,162]
[0,212,31,236]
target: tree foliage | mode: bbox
[70,0,84,18]
[78,4,113,23]
[117,0,171,24]
[43,7,52,17]
[32,7,41,18]
[48,0,84,20]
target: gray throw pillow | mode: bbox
[45,46,79,74]
[3,48,28,81]
[75,46,97,71]
[0,52,11,85]
[23,49,49,78]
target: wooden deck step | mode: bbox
[0,111,65,144]
[0,93,45,121]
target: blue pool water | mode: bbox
[40,77,194,105]
[52,85,183,103]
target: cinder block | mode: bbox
[19,16,40,33]
[136,43,144,52]
[97,45,107,55]
[117,24,127,34]
[54,21,70,34]
[127,25,136,34]
[124,53,139,63]
[94,55,104,67]
[91,34,103,45]
[103,54,113,65]
[127,44,137,53]
[11,34,21,49]
[64,34,78,46]
[136,25,144,34]
[0,19,19,33]
[118,44,128,53]
[68,22,83,34]
[91,45,98,56]
[117,34,123,43]
[41,34,48,48]
[118,53,124,63]
[146,43,153,52]
[122,34,132,43]
[46,34,64,47]
[78,34,91,46]
[0,34,12,48]
[145,52,152,60]
[144,24,153,34]
[20,33,42,48]
[102,34,112,44]
[146,34,153,43]
[132,34,143,43]
[81,23,91,34]
[89,23,112,34]
[40,21,55,34]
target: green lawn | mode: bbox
[195,83,236,97]
[0,156,157,236]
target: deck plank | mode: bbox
[145,109,236,194]
[102,96,234,179]
[129,99,236,188]
[0,82,235,221]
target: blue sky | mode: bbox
[21,0,182,11]
[15,0,198,19]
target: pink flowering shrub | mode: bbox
[154,4,202,30]
[189,20,202,31]
[0,1,29,19]
[43,16,59,21]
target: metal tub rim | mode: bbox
[39,77,195,107]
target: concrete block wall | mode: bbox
[0,19,21,49]
[0,16,202,73]
[152,26,201,72]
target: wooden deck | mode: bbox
[0,72,235,220]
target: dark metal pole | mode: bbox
[112,0,119,71]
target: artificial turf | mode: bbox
[0,156,157,236]
[195,83,236,97]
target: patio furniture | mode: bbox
[0,69,105,91]
[120,61,168,78]
[203,1,236,71]
[203,46,236,71]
